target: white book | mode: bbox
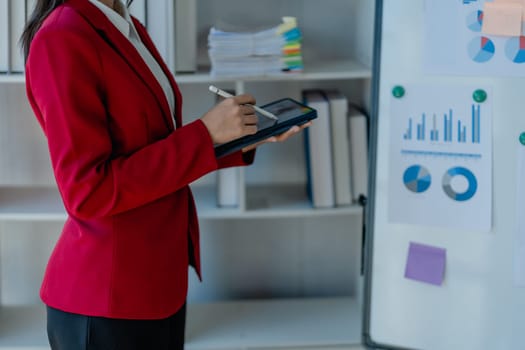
[174,0,197,73]
[146,0,175,71]
[25,0,36,22]
[348,106,368,202]
[0,0,9,72]
[303,90,335,208]
[9,0,25,73]
[128,0,147,27]
[325,90,352,206]
[216,167,240,207]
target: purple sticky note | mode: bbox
[404,242,446,286]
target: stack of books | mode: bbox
[207,17,303,77]
[302,89,369,208]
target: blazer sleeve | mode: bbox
[26,27,249,220]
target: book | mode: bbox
[0,0,9,72]
[302,89,335,208]
[128,0,147,26]
[9,0,26,73]
[174,0,197,73]
[325,90,352,206]
[348,105,368,202]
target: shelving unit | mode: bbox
[0,0,374,349]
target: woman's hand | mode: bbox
[242,121,313,153]
[200,94,258,144]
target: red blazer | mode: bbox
[25,0,253,319]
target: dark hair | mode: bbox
[20,0,134,60]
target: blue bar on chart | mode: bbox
[457,120,467,143]
[471,104,480,143]
[417,113,426,141]
[430,114,439,141]
[444,109,453,142]
[404,119,413,140]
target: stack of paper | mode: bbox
[208,17,303,77]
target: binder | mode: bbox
[146,0,175,72]
[25,0,36,22]
[9,0,26,73]
[0,0,9,73]
[174,0,197,73]
[348,106,368,202]
[325,90,352,206]
[302,90,335,208]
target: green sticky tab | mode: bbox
[392,85,405,98]
[473,89,487,103]
[520,132,525,146]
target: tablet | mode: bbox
[214,97,317,158]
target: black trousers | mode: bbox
[46,304,186,350]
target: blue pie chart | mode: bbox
[505,36,525,63]
[466,10,483,32]
[442,167,477,201]
[468,36,495,63]
[403,165,431,193]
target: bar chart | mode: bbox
[403,104,481,145]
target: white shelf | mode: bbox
[175,60,371,84]
[0,298,363,350]
[0,59,371,84]
[0,187,66,221]
[0,186,361,221]
[186,297,363,350]
[245,184,362,218]
[0,74,24,84]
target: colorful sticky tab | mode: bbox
[482,2,523,37]
[404,242,446,286]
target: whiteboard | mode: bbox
[364,0,525,349]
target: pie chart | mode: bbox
[466,10,483,32]
[403,165,431,193]
[442,167,477,201]
[505,36,525,63]
[468,36,495,63]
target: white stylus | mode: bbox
[208,85,279,121]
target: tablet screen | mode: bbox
[257,98,315,130]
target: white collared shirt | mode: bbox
[88,0,176,127]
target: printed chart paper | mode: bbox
[388,84,492,231]
[425,0,525,76]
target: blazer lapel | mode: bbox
[132,18,183,129]
[65,0,175,131]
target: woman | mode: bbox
[21,0,308,348]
